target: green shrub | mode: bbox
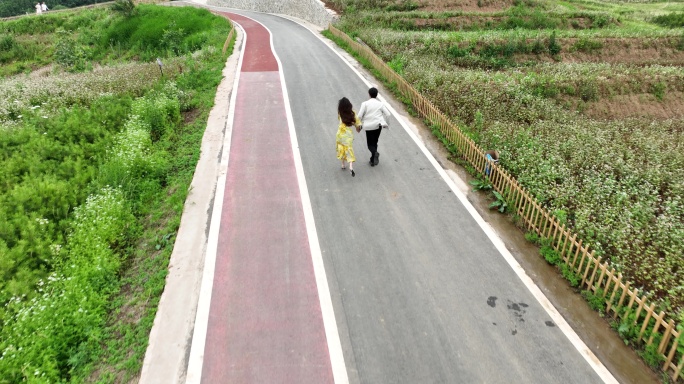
[53,29,89,71]
[0,35,17,52]
[489,191,509,213]
[652,12,684,28]
[131,82,181,141]
[548,31,561,55]
[447,44,472,58]
[570,37,603,53]
[0,187,133,382]
[388,54,407,75]
[676,33,684,51]
[639,343,665,369]
[524,232,541,245]
[541,244,561,265]
[578,79,598,101]
[581,289,606,313]
[651,81,666,101]
[111,0,136,18]
[470,178,492,191]
[560,263,580,287]
[616,312,640,344]
[385,0,419,12]
[531,39,545,54]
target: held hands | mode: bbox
[356,125,362,133]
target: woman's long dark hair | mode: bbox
[338,97,356,127]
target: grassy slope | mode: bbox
[0,4,233,382]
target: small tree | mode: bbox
[111,0,136,17]
[548,31,561,55]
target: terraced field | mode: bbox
[327,0,684,326]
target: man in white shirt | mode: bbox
[357,87,390,166]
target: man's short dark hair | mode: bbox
[368,87,378,98]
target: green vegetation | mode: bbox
[0,0,107,18]
[331,0,684,318]
[0,4,233,381]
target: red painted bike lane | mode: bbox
[201,13,334,383]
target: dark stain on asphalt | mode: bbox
[507,300,528,323]
[545,321,556,327]
[487,296,497,307]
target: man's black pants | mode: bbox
[365,128,382,162]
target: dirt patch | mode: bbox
[506,37,684,66]
[576,91,684,120]
[558,37,684,66]
[28,65,53,77]
[412,15,504,30]
[417,0,514,12]
[320,0,513,13]
[320,0,343,14]
[182,107,202,124]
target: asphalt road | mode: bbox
[219,10,609,384]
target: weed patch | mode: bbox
[0,5,232,381]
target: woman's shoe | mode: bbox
[351,169,355,177]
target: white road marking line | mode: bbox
[304,23,618,384]
[184,22,245,384]
[259,16,351,384]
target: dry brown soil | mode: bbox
[323,1,684,121]
[417,0,514,12]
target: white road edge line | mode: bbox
[259,16,351,384]
[184,22,246,384]
[303,23,619,384]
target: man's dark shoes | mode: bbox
[373,152,380,166]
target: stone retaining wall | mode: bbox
[207,0,337,27]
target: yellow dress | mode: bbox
[336,114,361,163]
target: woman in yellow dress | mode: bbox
[336,97,361,177]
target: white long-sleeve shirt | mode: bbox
[358,98,390,131]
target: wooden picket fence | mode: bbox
[222,20,235,54]
[328,24,684,381]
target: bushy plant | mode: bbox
[0,187,133,382]
[559,263,580,287]
[524,232,541,244]
[652,12,684,28]
[570,37,603,52]
[581,289,606,313]
[111,0,136,18]
[489,191,509,213]
[639,343,666,368]
[651,81,666,101]
[388,54,408,75]
[53,29,89,71]
[540,244,561,265]
[469,178,492,191]
[548,31,561,55]
[131,82,181,141]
